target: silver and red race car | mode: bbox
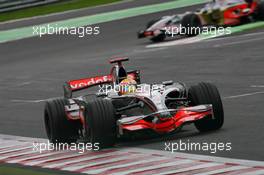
[44,58,224,149]
[138,0,264,42]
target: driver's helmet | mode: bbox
[119,76,137,95]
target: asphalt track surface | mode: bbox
[0,1,264,162]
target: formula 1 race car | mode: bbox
[138,0,264,42]
[44,58,224,149]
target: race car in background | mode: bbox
[138,0,264,42]
[44,58,224,149]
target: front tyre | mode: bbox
[44,99,80,143]
[85,98,116,149]
[255,1,264,20]
[188,82,224,132]
[181,13,202,36]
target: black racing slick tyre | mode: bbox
[150,34,166,42]
[85,98,116,149]
[188,82,224,132]
[44,99,80,143]
[181,13,202,36]
[255,1,264,20]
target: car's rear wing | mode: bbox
[63,70,140,98]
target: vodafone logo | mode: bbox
[69,75,112,90]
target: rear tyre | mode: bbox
[150,34,166,42]
[188,82,224,132]
[44,99,80,143]
[181,13,202,36]
[85,98,116,149]
[255,1,264,20]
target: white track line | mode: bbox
[23,151,91,166]
[80,156,179,174]
[42,151,130,168]
[115,162,220,175]
[11,97,60,103]
[241,170,264,175]
[251,85,264,88]
[223,91,264,99]
[146,36,203,48]
[242,31,264,37]
[62,154,147,171]
[195,166,250,175]
[214,37,264,47]
[0,150,37,160]
[7,150,71,163]
[204,31,264,43]
[156,163,224,175]
[147,30,264,49]
[0,142,29,149]
[129,148,264,167]
[0,146,32,154]
[0,134,46,142]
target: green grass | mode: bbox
[0,166,57,175]
[0,164,77,175]
[0,0,122,22]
